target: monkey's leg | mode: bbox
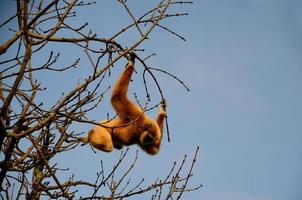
[88,126,114,152]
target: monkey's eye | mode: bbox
[142,133,154,145]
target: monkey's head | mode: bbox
[139,125,162,155]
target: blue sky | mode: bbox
[183,1,302,199]
[1,0,302,199]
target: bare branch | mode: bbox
[0,1,199,199]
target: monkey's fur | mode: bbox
[80,54,166,155]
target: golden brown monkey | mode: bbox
[80,54,167,155]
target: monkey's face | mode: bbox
[141,131,155,145]
[139,130,161,155]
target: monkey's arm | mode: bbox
[111,54,142,122]
[111,56,135,99]
[156,100,167,133]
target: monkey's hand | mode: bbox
[128,52,136,64]
[160,99,167,113]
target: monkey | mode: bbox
[80,53,167,155]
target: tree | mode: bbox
[0,0,201,199]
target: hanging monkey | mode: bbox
[80,53,167,155]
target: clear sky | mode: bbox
[1,0,302,199]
